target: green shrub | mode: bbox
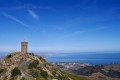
[37,67,42,71]
[40,70,48,78]
[0,69,4,73]
[29,53,35,56]
[44,64,47,67]
[9,77,14,80]
[28,62,35,69]
[11,67,21,77]
[7,54,12,58]
[28,60,39,69]
[29,69,39,78]
[37,66,48,78]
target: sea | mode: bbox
[0,52,120,65]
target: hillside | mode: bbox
[0,52,89,80]
[67,64,120,80]
[52,62,120,80]
[51,62,90,71]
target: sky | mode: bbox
[0,0,120,52]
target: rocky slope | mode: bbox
[0,52,88,80]
[67,64,120,80]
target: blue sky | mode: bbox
[0,0,120,52]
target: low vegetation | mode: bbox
[7,54,12,58]
[0,68,4,73]
[28,60,48,79]
[61,70,89,80]
[29,69,40,78]
[40,69,48,78]
[28,60,39,69]
[107,70,120,78]
[11,67,21,77]
[29,53,35,56]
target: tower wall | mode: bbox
[21,41,28,54]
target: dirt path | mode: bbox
[19,58,31,80]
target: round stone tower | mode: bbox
[21,40,28,54]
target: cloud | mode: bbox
[0,11,30,29]
[58,30,86,39]
[93,26,108,31]
[0,6,24,10]
[58,26,108,39]
[27,9,39,19]
[0,5,51,10]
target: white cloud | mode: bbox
[0,11,30,30]
[58,30,86,39]
[0,5,51,10]
[94,26,108,31]
[27,9,39,19]
[58,26,108,40]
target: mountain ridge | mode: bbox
[0,52,88,80]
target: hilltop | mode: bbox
[0,52,88,80]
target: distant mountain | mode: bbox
[0,52,88,80]
[52,62,120,80]
[60,64,120,80]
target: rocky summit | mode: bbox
[0,52,88,80]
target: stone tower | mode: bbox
[21,40,28,54]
